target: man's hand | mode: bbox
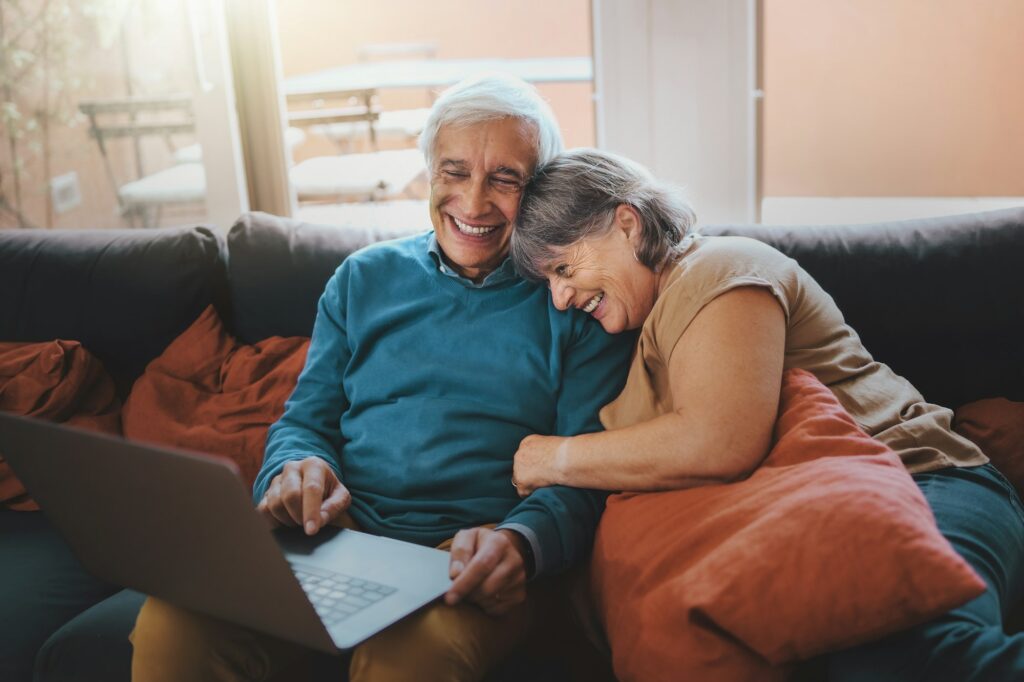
[256,456,351,535]
[444,527,528,616]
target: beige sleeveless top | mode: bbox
[599,235,987,474]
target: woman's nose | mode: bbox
[549,279,573,311]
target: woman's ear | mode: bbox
[614,204,642,244]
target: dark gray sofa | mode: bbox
[1,207,1022,682]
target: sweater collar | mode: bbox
[427,233,519,289]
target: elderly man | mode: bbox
[129,74,634,681]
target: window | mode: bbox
[0,0,245,230]
[272,0,595,228]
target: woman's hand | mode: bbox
[512,435,568,497]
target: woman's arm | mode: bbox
[513,286,786,493]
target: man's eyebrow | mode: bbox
[438,158,468,169]
[493,165,526,180]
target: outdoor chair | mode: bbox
[79,94,201,228]
[287,89,426,202]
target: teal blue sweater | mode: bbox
[254,233,633,577]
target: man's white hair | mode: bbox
[418,72,563,169]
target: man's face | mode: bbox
[428,118,538,282]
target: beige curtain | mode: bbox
[224,0,294,217]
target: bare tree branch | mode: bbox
[0,196,39,229]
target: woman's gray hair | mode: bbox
[418,72,563,168]
[511,148,697,282]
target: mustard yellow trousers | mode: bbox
[129,519,543,682]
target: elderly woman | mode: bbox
[509,148,1024,680]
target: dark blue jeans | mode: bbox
[829,463,1024,682]
[0,510,120,682]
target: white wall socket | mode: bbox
[50,172,82,214]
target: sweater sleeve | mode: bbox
[497,314,635,577]
[652,237,795,367]
[253,264,351,503]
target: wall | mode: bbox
[594,0,758,224]
[763,0,1024,197]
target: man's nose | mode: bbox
[463,178,490,217]
[550,279,574,311]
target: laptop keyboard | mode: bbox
[291,562,397,627]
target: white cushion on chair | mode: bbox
[118,163,206,206]
[173,144,203,165]
[380,108,432,135]
[290,148,425,199]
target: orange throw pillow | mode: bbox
[954,398,1024,500]
[121,306,308,489]
[0,340,121,510]
[591,368,985,682]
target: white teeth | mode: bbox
[583,292,604,313]
[453,216,499,236]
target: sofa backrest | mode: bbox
[224,211,425,344]
[2,207,1020,410]
[225,207,1023,410]
[705,206,1024,409]
[0,226,228,395]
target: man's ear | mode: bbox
[614,204,642,244]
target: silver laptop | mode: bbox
[0,412,452,653]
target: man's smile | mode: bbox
[451,214,502,237]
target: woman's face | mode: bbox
[543,206,662,334]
